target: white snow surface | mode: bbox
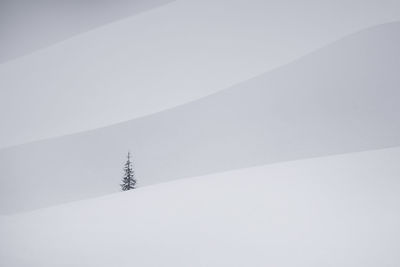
[1,22,400,214]
[1,0,400,148]
[1,147,399,267]
[0,0,174,62]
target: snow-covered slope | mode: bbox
[1,147,399,267]
[0,0,174,62]
[1,0,400,148]
[1,22,400,214]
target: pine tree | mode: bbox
[121,152,136,191]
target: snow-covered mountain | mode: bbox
[2,0,400,148]
[0,0,174,62]
[1,147,399,267]
[0,22,399,214]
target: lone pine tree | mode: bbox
[121,152,136,191]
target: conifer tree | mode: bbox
[121,152,136,191]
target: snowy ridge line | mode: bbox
[1,146,400,266]
[0,0,177,64]
[7,145,400,216]
[0,20,399,151]
[1,20,399,213]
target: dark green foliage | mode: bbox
[121,152,136,191]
